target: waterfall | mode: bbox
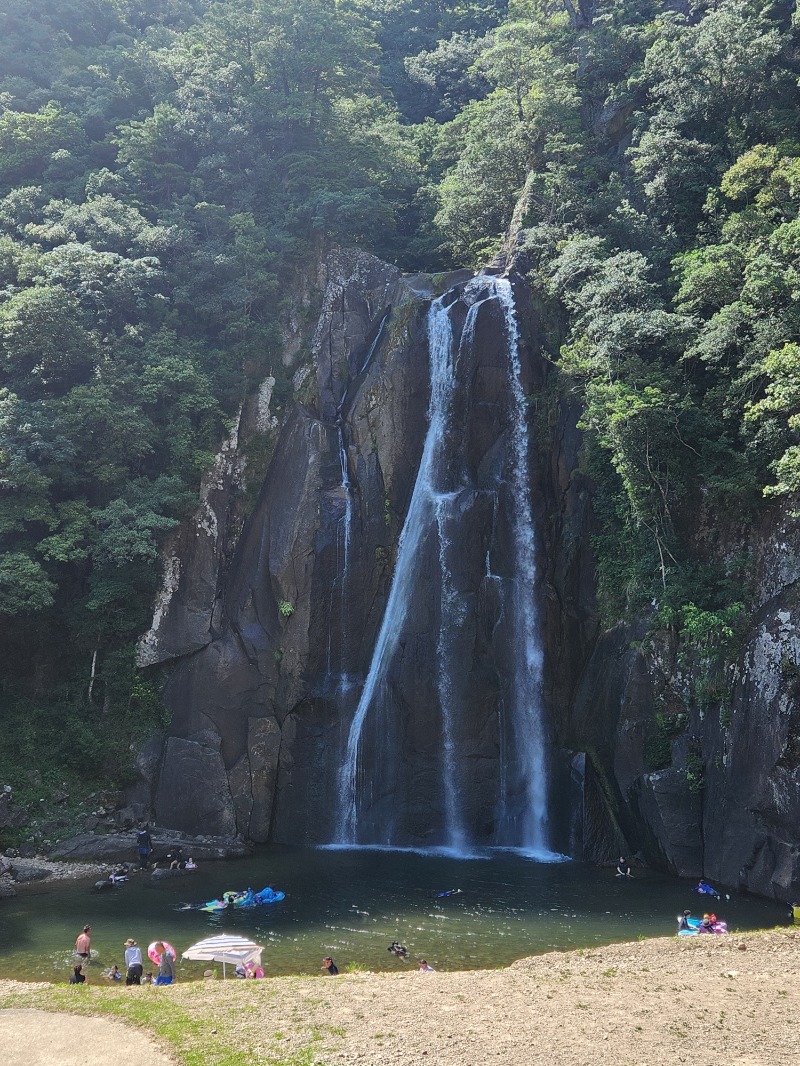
[494,277,550,854]
[335,295,455,844]
[358,311,390,376]
[334,275,551,854]
[432,284,494,851]
[435,497,467,852]
[338,424,353,580]
[327,421,357,699]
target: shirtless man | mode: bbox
[75,925,91,961]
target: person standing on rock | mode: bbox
[136,825,152,869]
[124,938,144,985]
[74,925,91,961]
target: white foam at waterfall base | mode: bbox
[319,843,491,860]
[319,843,568,862]
[495,846,571,863]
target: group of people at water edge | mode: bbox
[71,924,437,984]
[72,927,176,985]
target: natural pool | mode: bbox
[0,847,788,982]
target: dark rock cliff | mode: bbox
[135,247,800,903]
[541,391,800,900]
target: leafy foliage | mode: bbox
[428,0,800,630]
[2,0,800,798]
[0,0,432,792]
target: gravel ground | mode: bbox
[0,929,797,1065]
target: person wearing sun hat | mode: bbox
[124,938,144,985]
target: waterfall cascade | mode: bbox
[435,496,468,853]
[335,294,456,843]
[334,276,552,854]
[338,424,353,584]
[329,422,358,702]
[495,277,550,854]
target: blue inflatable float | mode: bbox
[678,916,728,936]
[199,886,285,912]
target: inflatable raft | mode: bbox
[200,886,285,912]
[678,916,728,936]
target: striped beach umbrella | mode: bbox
[182,933,263,978]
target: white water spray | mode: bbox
[335,277,551,854]
[338,425,353,580]
[495,277,550,853]
[435,496,467,851]
[336,295,456,843]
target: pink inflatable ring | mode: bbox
[148,940,176,965]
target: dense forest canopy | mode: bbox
[1,0,800,806]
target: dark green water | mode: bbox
[0,847,787,982]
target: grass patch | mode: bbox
[0,983,316,1066]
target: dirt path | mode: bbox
[0,1008,176,1064]
[0,930,798,1065]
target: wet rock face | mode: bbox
[141,258,565,849]
[136,422,242,670]
[701,585,800,899]
[556,507,800,901]
[155,737,237,838]
[139,248,424,843]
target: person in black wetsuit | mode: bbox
[616,856,632,878]
[321,956,339,975]
[677,910,692,931]
[69,964,86,984]
[136,825,152,869]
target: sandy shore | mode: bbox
[1,928,798,1064]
